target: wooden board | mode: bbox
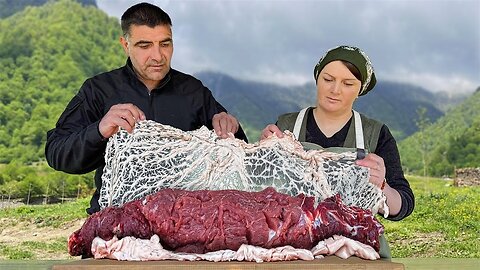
[52,257,404,270]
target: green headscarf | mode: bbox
[314,45,376,96]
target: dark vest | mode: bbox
[277,107,391,259]
[276,107,383,153]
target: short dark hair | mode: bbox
[121,2,172,37]
[341,60,362,82]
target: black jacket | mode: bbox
[45,60,248,214]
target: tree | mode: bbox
[446,118,480,168]
[415,107,433,177]
[0,0,123,164]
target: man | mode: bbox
[45,2,248,214]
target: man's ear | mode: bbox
[119,36,129,55]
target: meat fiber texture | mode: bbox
[68,188,384,258]
[100,120,388,216]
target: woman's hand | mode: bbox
[356,153,402,216]
[260,124,284,140]
[355,153,386,189]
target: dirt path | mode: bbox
[0,218,86,260]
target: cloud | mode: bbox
[97,0,480,93]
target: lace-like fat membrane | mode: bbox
[100,120,388,216]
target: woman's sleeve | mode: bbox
[375,125,415,221]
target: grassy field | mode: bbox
[382,175,479,258]
[0,175,478,259]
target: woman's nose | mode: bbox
[330,82,341,94]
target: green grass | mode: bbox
[0,197,89,228]
[0,198,89,259]
[0,237,68,260]
[0,177,478,259]
[381,175,480,258]
[0,244,35,260]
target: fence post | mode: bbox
[62,180,65,203]
[77,178,81,199]
[27,183,32,205]
[44,181,50,205]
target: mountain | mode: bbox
[0,0,96,18]
[398,88,480,176]
[353,81,459,139]
[195,71,465,142]
[0,0,472,170]
[0,0,124,163]
[0,0,476,201]
[196,71,312,140]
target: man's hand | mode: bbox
[99,104,146,139]
[212,112,239,139]
[260,124,284,140]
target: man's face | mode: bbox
[120,24,173,90]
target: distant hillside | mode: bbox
[196,71,464,142]
[354,81,446,139]
[399,88,480,177]
[0,0,124,163]
[0,0,474,174]
[196,71,312,140]
[1,0,477,202]
[0,0,96,18]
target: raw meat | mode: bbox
[69,188,383,258]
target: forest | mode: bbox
[0,0,479,201]
[0,0,123,200]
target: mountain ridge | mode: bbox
[195,71,468,141]
[0,0,476,178]
[0,0,96,18]
[399,88,480,176]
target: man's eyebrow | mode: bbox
[133,40,152,46]
[133,38,172,46]
[160,38,173,43]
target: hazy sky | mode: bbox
[97,0,480,93]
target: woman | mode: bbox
[260,45,414,258]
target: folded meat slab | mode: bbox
[69,188,383,258]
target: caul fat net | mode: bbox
[100,120,387,216]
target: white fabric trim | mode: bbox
[293,108,365,150]
[353,110,364,150]
[292,107,309,140]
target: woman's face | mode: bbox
[316,60,362,115]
